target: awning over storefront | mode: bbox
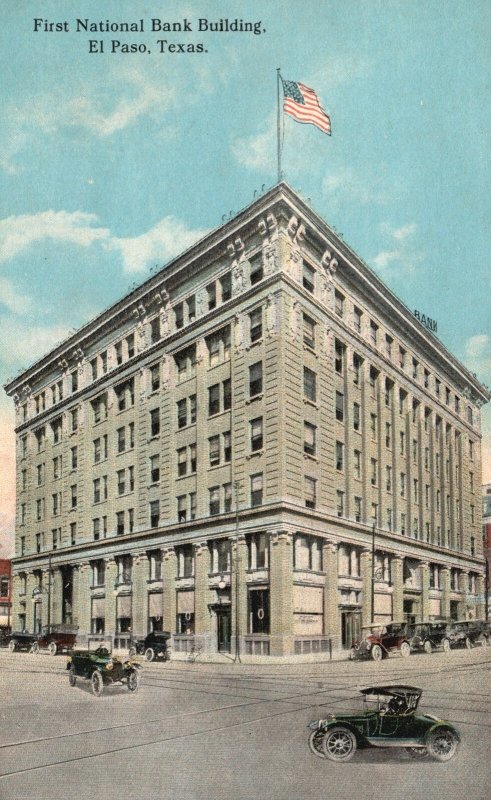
[116,594,132,618]
[177,590,194,614]
[148,593,163,618]
[91,597,105,618]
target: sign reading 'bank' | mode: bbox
[414,310,437,333]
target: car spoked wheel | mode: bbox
[127,670,140,693]
[144,647,154,662]
[128,647,137,658]
[423,640,433,655]
[68,667,77,687]
[405,746,428,759]
[465,637,472,650]
[322,727,357,762]
[91,669,103,697]
[30,642,39,654]
[371,644,383,662]
[308,730,326,759]
[400,641,411,658]
[48,642,57,656]
[426,729,459,762]
[349,648,356,661]
[8,640,16,653]
[442,638,451,653]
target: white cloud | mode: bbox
[464,334,491,383]
[0,405,15,558]
[322,167,378,206]
[0,278,31,314]
[232,113,276,171]
[0,210,110,263]
[108,216,208,273]
[372,221,422,276]
[0,318,72,367]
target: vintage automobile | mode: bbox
[350,622,411,661]
[446,619,489,650]
[8,630,38,653]
[128,631,171,662]
[308,685,460,762]
[409,621,450,654]
[31,624,78,655]
[0,625,11,648]
[67,646,142,696]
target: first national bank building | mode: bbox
[5,183,489,658]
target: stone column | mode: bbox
[269,531,294,656]
[194,541,213,651]
[391,556,404,621]
[162,547,177,633]
[104,558,118,644]
[476,574,485,619]
[440,567,451,620]
[230,533,248,657]
[420,562,430,621]
[10,574,24,630]
[51,567,63,626]
[71,565,81,629]
[76,562,92,640]
[458,570,468,619]
[361,549,373,626]
[132,552,149,637]
[322,540,340,648]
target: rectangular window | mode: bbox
[249,362,263,397]
[353,354,362,385]
[116,511,125,536]
[303,367,316,402]
[209,435,220,467]
[370,320,378,345]
[177,447,187,476]
[174,303,184,330]
[399,347,406,369]
[303,314,315,348]
[115,341,123,365]
[251,417,264,452]
[385,335,393,358]
[413,478,419,502]
[400,513,406,535]
[304,422,316,456]
[250,255,263,286]
[250,308,263,343]
[208,384,220,416]
[177,398,187,428]
[150,364,160,392]
[385,422,392,449]
[150,500,160,528]
[400,472,406,498]
[150,408,160,437]
[386,509,392,531]
[354,449,361,480]
[371,413,377,441]
[220,272,232,302]
[335,339,344,374]
[304,476,316,509]
[335,289,344,316]
[303,261,315,293]
[223,379,232,410]
[117,427,126,453]
[70,522,77,545]
[126,334,135,358]
[71,446,78,470]
[117,469,125,496]
[223,483,232,512]
[70,484,77,509]
[150,316,161,343]
[371,458,378,486]
[251,473,263,507]
[335,391,344,422]
[353,402,361,432]
[336,440,344,471]
[412,358,419,380]
[177,495,187,523]
[150,454,160,484]
[223,431,231,462]
[336,490,344,518]
[207,282,217,310]
[209,486,220,515]
[353,306,362,332]
[386,466,392,492]
[354,496,362,522]
[70,408,78,432]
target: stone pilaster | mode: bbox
[458,570,469,619]
[76,562,92,637]
[440,567,451,620]
[391,556,404,621]
[361,549,373,626]
[11,574,24,630]
[476,574,485,619]
[269,531,293,656]
[104,558,117,640]
[420,562,430,621]
[230,534,248,656]
[51,567,63,626]
[322,540,340,647]
[132,552,149,636]
[25,573,37,632]
[194,541,213,650]
[162,547,177,633]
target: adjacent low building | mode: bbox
[0,559,12,629]
[4,183,489,657]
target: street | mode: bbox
[0,647,490,800]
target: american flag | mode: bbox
[281,79,331,135]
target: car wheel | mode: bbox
[442,638,451,653]
[371,644,383,662]
[127,669,140,693]
[91,669,103,697]
[8,640,16,653]
[426,728,459,762]
[400,641,411,658]
[479,635,489,647]
[465,637,472,650]
[48,642,57,656]
[68,667,77,687]
[405,746,429,759]
[322,726,357,762]
[308,730,326,759]
[128,647,136,658]
[30,642,40,654]
[423,640,433,655]
[144,647,154,662]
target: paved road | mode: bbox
[0,647,490,799]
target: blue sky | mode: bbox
[0,0,490,555]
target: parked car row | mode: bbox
[350,619,490,661]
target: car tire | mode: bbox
[322,726,357,762]
[371,644,383,662]
[423,640,433,655]
[349,648,356,661]
[144,647,154,662]
[8,640,16,653]
[128,647,137,658]
[127,669,140,693]
[405,746,428,759]
[30,642,40,654]
[442,638,451,653]
[308,730,326,758]
[68,667,77,687]
[400,641,411,658]
[91,669,103,697]
[48,642,57,656]
[426,728,459,762]
[465,637,472,650]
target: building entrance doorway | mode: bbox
[403,600,416,624]
[341,611,361,649]
[216,606,231,653]
[450,600,459,620]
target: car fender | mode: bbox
[322,720,366,745]
[424,720,460,744]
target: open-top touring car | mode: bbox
[67,646,141,696]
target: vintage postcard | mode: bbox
[0,1,489,798]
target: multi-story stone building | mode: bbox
[4,183,489,657]
[483,482,491,616]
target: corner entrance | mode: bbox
[341,610,361,649]
[216,606,231,653]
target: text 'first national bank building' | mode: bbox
[5,183,489,658]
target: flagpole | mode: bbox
[276,68,282,183]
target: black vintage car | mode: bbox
[8,631,38,652]
[409,621,450,654]
[67,647,142,696]
[0,625,11,648]
[128,631,171,662]
[446,620,489,650]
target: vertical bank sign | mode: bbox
[414,310,437,333]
